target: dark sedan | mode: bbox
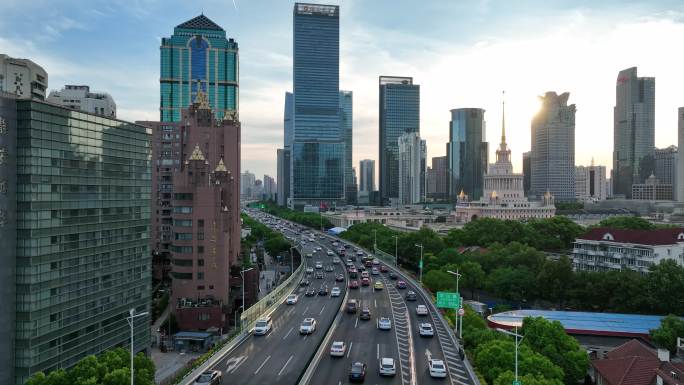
[349,362,367,382]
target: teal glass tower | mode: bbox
[160,15,238,122]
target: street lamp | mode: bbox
[234,305,244,330]
[447,270,463,338]
[240,267,254,329]
[496,327,524,383]
[414,243,424,283]
[373,229,378,253]
[126,308,148,385]
[289,246,296,275]
[392,235,398,266]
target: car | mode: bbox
[361,271,369,279]
[349,271,358,279]
[325,265,334,272]
[349,362,367,382]
[253,317,272,335]
[306,267,314,274]
[300,279,310,287]
[380,265,388,273]
[330,341,346,357]
[405,291,417,301]
[371,268,379,275]
[358,264,366,272]
[377,317,391,330]
[346,299,358,313]
[299,318,316,334]
[305,253,313,258]
[316,246,322,251]
[318,286,329,296]
[331,286,341,297]
[194,370,222,385]
[389,272,398,280]
[379,357,396,376]
[416,305,428,316]
[333,257,341,264]
[374,281,384,290]
[373,259,380,265]
[327,250,334,256]
[429,359,447,378]
[396,280,407,289]
[349,255,357,262]
[364,260,373,268]
[359,307,371,320]
[332,242,339,247]
[335,274,345,282]
[305,288,316,297]
[349,280,359,289]
[356,251,364,257]
[315,262,323,269]
[314,271,324,279]
[419,322,434,337]
[286,294,299,304]
[361,277,370,286]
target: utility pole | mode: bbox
[447,269,462,338]
[414,243,424,283]
[393,235,398,266]
[373,229,378,253]
[126,309,148,385]
[240,267,254,329]
[496,327,524,384]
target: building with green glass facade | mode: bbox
[0,95,151,384]
[160,14,239,122]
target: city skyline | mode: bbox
[1,1,683,181]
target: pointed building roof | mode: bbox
[215,158,227,172]
[176,14,224,31]
[501,90,507,144]
[188,144,205,161]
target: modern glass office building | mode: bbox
[4,98,151,384]
[160,15,238,122]
[379,76,420,205]
[447,108,488,201]
[291,3,344,207]
[340,90,355,204]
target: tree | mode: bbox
[474,339,564,383]
[263,235,290,257]
[494,372,564,385]
[525,216,585,250]
[593,216,655,230]
[650,315,684,353]
[423,270,456,292]
[522,316,589,384]
[536,256,574,308]
[645,260,684,315]
[459,261,485,299]
[488,267,536,302]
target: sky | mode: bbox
[1,0,683,182]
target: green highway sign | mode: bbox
[512,381,522,385]
[419,260,423,269]
[435,291,461,309]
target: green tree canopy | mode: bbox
[650,315,684,353]
[593,216,655,230]
[474,339,564,383]
[536,256,574,308]
[494,372,564,385]
[522,316,590,384]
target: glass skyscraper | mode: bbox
[292,3,344,207]
[612,67,655,198]
[0,96,151,384]
[160,15,238,122]
[340,90,355,204]
[447,108,488,201]
[379,76,419,205]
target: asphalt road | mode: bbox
[200,219,347,385]
[310,241,475,385]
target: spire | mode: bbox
[501,90,506,144]
[188,143,205,161]
[215,158,227,172]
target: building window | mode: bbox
[198,259,204,266]
[197,272,204,280]
[198,246,204,253]
[199,313,210,321]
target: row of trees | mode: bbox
[26,348,155,385]
[460,310,589,385]
[241,213,291,258]
[260,201,334,230]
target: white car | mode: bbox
[315,262,323,269]
[286,294,299,305]
[372,259,380,265]
[416,305,428,316]
[332,257,341,264]
[331,287,341,297]
[194,370,222,385]
[429,359,447,378]
[419,322,434,337]
[306,267,314,274]
[299,318,316,334]
[379,357,396,376]
[377,317,392,330]
[327,250,334,256]
[253,317,272,335]
[329,341,346,357]
[371,268,379,275]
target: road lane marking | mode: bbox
[347,342,353,358]
[319,305,326,315]
[302,306,309,315]
[283,327,293,340]
[254,355,271,375]
[375,299,377,308]
[354,317,358,328]
[226,355,248,374]
[278,355,294,376]
[377,344,380,359]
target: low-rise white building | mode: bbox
[572,227,684,273]
[0,54,48,100]
[47,84,116,117]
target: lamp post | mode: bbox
[289,245,296,275]
[496,327,524,383]
[234,305,244,330]
[447,269,462,338]
[126,309,148,385]
[240,267,254,329]
[392,235,398,266]
[414,243,423,283]
[373,229,378,253]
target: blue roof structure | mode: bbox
[173,331,213,341]
[487,309,671,338]
[327,227,347,235]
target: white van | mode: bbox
[253,316,273,335]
